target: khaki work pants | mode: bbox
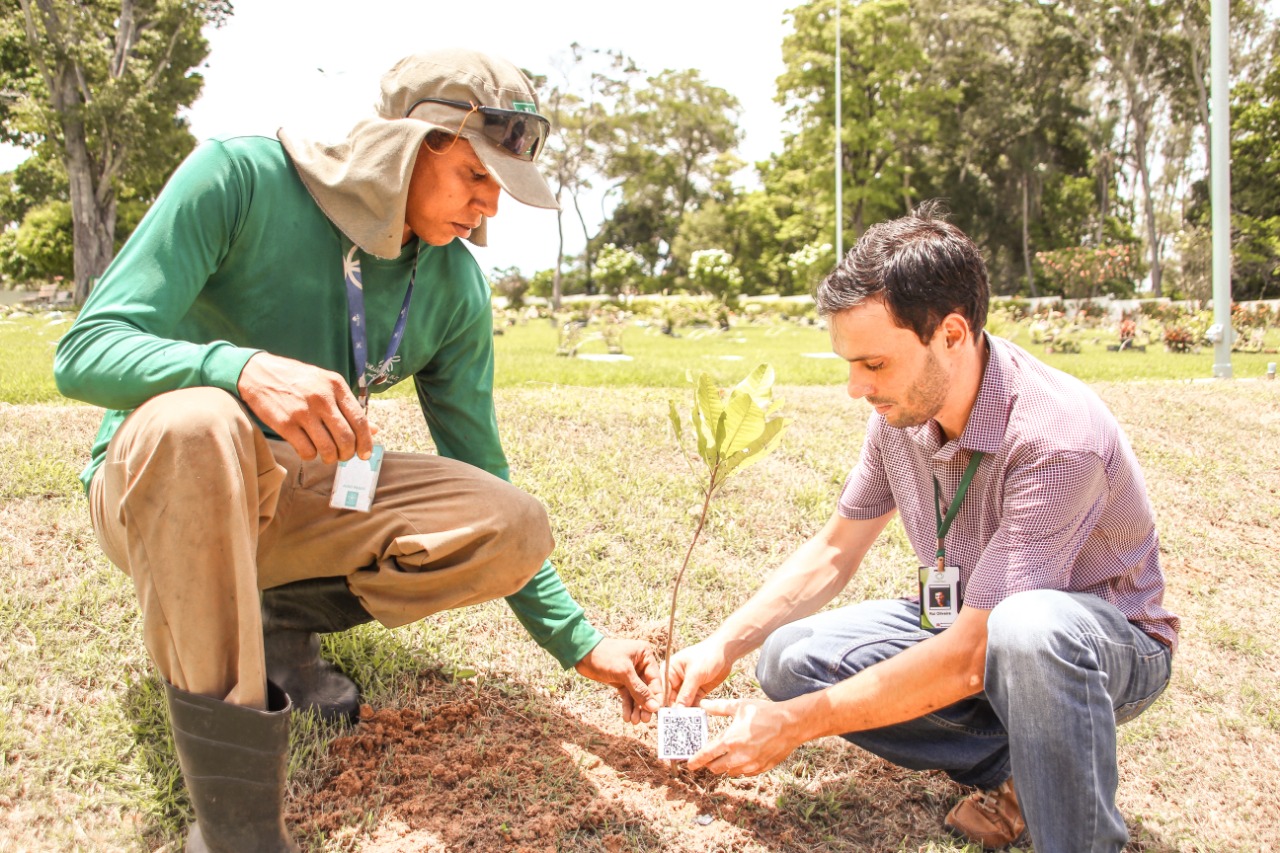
[89,388,553,710]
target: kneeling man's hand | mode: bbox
[575,638,661,725]
[687,697,803,776]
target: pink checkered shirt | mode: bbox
[838,335,1179,650]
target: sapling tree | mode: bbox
[663,364,790,708]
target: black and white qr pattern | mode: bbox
[658,712,706,760]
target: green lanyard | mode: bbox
[932,451,984,571]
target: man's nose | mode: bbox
[846,376,873,399]
[475,180,500,217]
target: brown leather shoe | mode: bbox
[944,778,1027,850]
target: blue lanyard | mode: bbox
[342,240,419,409]
[932,450,983,571]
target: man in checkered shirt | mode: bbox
[665,202,1178,852]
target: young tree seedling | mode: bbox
[659,364,790,759]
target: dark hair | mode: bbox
[814,200,989,344]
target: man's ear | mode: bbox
[940,313,971,349]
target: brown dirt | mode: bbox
[287,669,959,852]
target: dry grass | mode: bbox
[0,378,1277,851]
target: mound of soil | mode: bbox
[287,669,957,851]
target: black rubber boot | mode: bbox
[164,680,300,853]
[261,576,375,723]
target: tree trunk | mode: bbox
[1133,113,1163,297]
[62,99,116,305]
[571,191,594,296]
[552,189,565,312]
[1186,15,1213,172]
[1097,162,1109,246]
[1021,172,1039,298]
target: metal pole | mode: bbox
[1210,0,1233,378]
[835,0,843,260]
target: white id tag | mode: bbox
[919,564,962,629]
[329,445,384,512]
[657,706,708,760]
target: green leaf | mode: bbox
[733,363,776,407]
[696,372,725,428]
[693,372,723,468]
[721,416,790,478]
[693,406,713,469]
[667,398,684,446]
[718,389,766,457]
[766,398,786,418]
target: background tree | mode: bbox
[1216,59,1280,301]
[537,44,638,308]
[918,0,1094,295]
[488,264,531,310]
[1,0,232,303]
[777,0,952,242]
[598,68,742,283]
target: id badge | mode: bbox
[329,445,384,512]
[919,564,962,629]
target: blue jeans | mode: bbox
[756,591,1172,853]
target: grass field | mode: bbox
[3,313,1278,407]
[1,311,1279,851]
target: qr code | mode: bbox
[657,708,707,760]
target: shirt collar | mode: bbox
[956,331,1011,455]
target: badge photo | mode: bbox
[919,564,962,629]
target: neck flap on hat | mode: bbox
[278,118,488,259]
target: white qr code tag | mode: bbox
[329,445,384,512]
[657,706,708,760]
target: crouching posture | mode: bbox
[666,203,1178,852]
[56,49,658,852]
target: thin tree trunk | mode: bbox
[1133,114,1162,297]
[552,191,565,312]
[1187,16,1213,172]
[571,190,594,296]
[1021,172,1039,298]
[1097,163,1109,246]
[62,96,115,305]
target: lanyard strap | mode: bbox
[933,450,984,571]
[343,240,419,409]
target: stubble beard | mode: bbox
[876,348,950,429]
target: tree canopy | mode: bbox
[3,0,1277,305]
[1,0,231,302]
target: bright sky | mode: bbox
[2,0,800,275]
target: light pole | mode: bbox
[1210,0,1233,378]
[834,0,843,260]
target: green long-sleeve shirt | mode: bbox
[54,135,602,668]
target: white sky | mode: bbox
[1,0,799,275]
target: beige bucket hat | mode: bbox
[279,48,558,259]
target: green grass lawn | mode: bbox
[0,314,74,404]
[2,305,1279,850]
[5,312,1277,408]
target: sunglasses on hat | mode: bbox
[406,98,550,162]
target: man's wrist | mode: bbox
[708,620,762,664]
[779,691,825,745]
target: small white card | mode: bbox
[919,564,962,629]
[329,445,384,512]
[657,706,708,760]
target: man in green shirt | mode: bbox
[55,49,658,852]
